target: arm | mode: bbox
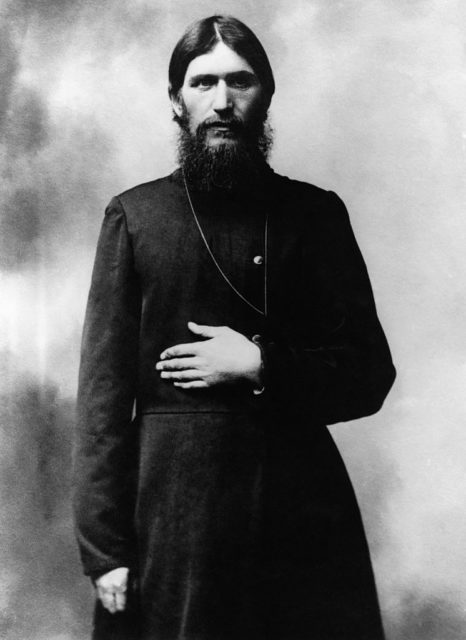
[73,196,141,579]
[258,191,396,424]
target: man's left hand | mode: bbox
[155,322,262,390]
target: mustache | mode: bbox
[196,117,245,138]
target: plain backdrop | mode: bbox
[1,1,465,639]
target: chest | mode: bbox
[128,186,335,341]
[133,192,302,319]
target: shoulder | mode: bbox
[104,172,183,234]
[271,171,350,225]
[272,172,328,199]
[116,172,179,210]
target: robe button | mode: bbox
[253,255,264,265]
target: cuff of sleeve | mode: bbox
[253,334,336,415]
[251,334,265,396]
[88,565,122,585]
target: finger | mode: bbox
[161,369,204,381]
[98,588,117,614]
[160,342,201,360]
[155,357,201,371]
[115,590,127,612]
[173,380,209,389]
[187,321,225,338]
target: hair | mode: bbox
[168,15,275,109]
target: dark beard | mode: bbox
[176,113,273,192]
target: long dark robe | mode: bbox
[73,169,396,640]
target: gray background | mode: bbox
[1,1,465,638]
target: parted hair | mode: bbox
[168,15,275,108]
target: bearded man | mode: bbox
[73,15,396,640]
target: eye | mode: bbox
[231,79,250,89]
[228,73,257,90]
[190,75,216,89]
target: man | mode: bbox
[74,15,396,640]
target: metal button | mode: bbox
[253,255,264,265]
[252,334,262,343]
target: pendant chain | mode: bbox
[182,169,268,317]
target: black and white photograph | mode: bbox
[0,2,465,639]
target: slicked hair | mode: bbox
[168,15,275,109]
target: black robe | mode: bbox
[73,169,396,640]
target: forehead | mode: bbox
[184,41,255,80]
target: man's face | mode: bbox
[171,41,266,147]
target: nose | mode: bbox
[212,80,232,113]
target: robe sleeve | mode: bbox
[73,196,141,577]
[259,191,396,425]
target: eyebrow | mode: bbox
[188,71,258,84]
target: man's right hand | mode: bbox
[95,567,129,614]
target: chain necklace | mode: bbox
[182,169,268,317]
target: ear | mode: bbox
[169,88,183,118]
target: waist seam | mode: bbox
[139,410,250,416]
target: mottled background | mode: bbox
[0,0,465,638]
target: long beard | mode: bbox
[176,112,273,192]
